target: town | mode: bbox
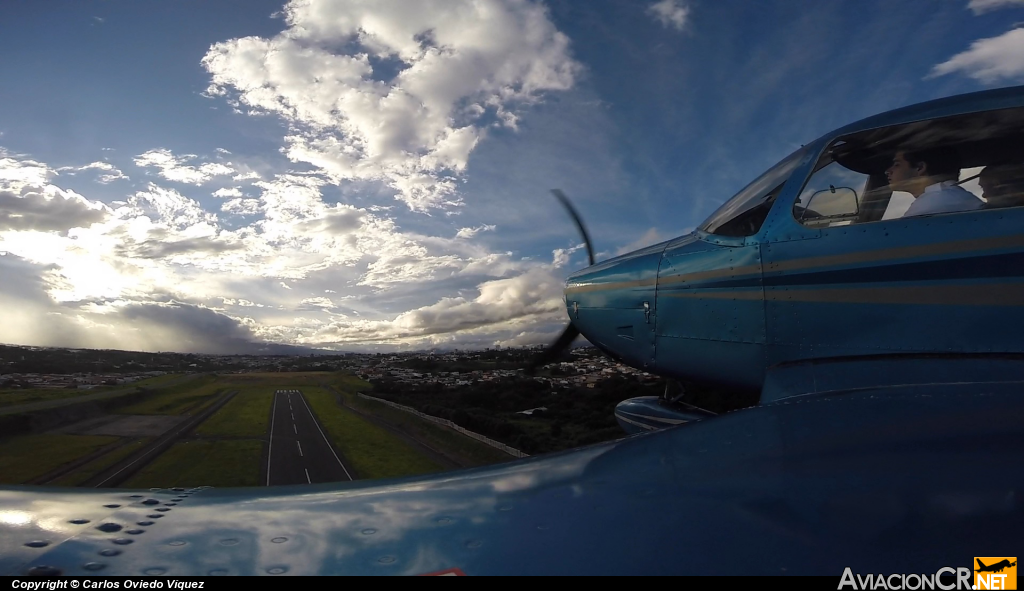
[0,343,658,393]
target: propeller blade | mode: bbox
[551,189,595,266]
[526,324,580,374]
[526,190,594,374]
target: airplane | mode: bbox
[976,559,1017,574]
[1,85,1023,576]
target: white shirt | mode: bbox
[902,180,983,218]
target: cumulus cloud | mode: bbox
[134,148,238,185]
[299,296,337,311]
[121,236,245,259]
[125,183,218,229]
[930,28,1024,83]
[57,161,129,183]
[0,253,287,354]
[648,0,690,31]
[455,224,496,239]
[221,197,262,215]
[212,187,243,198]
[0,147,571,353]
[201,0,580,211]
[968,0,1024,13]
[551,243,585,267]
[0,151,54,191]
[0,186,110,233]
[296,206,365,235]
[304,266,565,346]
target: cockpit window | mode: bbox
[794,106,1024,228]
[700,146,807,237]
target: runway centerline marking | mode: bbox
[296,441,303,456]
[293,424,297,434]
[304,468,311,484]
[297,391,352,481]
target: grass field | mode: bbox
[344,392,514,466]
[332,374,372,393]
[194,388,273,438]
[116,375,221,415]
[0,434,120,484]
[49,438,152,486]
[121,440,263,488]
[0,388,101,408]
[303,387,445,480]
[331,372,514,466]
[0,374,187,410]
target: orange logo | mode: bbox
[974,558,1017,590]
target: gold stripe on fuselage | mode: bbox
[661,282,1024,306]
[765,233,1024,274]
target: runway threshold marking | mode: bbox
[297,391,353,481]
[266,392,279,487]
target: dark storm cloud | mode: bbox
[0,188,109,233]
[0,254,92,347]
[0,253,58,301]
[115,302,318,355]
[124,236,246,259]
[0,256,309,354]
[117,302,255,349]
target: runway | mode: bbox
[265,389,353,485]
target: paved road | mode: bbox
[266,390,353,485]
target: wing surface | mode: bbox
[2,383,1021,575]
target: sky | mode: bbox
[1,0,1023,355]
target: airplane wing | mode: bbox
[2,381,1021,576]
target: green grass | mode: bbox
[131,374,185,388]
[344,392,514,466]
[332,373,372,393]
[116,375,220,415]
[194,388,274,438]
[0,388,105,408]
[50,438,152,486]
[121,440,263,488]
[0,434,120,484]
[303,387,444,480]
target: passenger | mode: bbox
[979,164,1024,209]
[885,146,983,217]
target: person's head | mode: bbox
[980,164,1024,206]
[886,146,961,196]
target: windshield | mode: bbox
[699,146,809,236]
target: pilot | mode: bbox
[885,146,983,217]
[979,164,1024,209]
